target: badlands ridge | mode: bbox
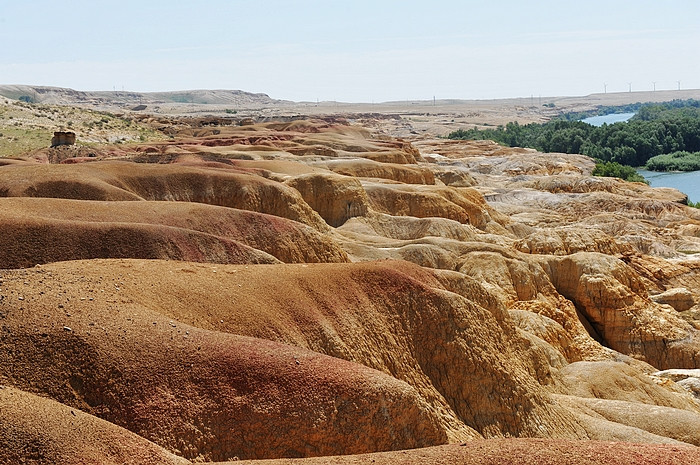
[1,102,700,464]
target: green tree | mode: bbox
[592,161,648,183]
[447,99,700,170]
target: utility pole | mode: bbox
[652,81,657,92]
[677,80,681,91]
[604,82,607,94]
[628,82,632,93]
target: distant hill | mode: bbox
[0,85,284,106]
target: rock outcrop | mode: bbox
[0,161,329,231]
[286,173,370,227]
[651,288,696,312]
[654,369,700,399]
[50,131,75,147]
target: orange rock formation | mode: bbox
[1,118,699,464]
[50,130,76,147]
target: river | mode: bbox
[581,112,636,126]
[579,111,698,202]
[636,169,700,203]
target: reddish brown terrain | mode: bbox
[1,97,700,464]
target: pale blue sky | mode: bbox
[1,0,699,102]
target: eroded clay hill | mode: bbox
[1,118,700,464]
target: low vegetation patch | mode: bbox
[645,151,700,171]
[0,127,53,157]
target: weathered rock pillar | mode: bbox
[51,131,76,147]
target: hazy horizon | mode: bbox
[2,0,699,102]
[5,83,700,106]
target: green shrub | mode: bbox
[592,161,648,184]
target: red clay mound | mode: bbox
[0,261,446,461]
[0,162,142,200]
[0,161,328,230]
[0,387,188,465]
[0,214,279,269]
[0,259,598,444]
[222,439,700,465]
[0,198,348,266]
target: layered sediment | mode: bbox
[1,117,699,463]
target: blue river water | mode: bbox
[578,112,698,202]
[636,169,700,203]
[581,112,636,126]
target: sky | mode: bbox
[1,0,699,102]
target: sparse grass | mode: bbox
[0,127,53,156]
[0,100,166,157]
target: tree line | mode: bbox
[448,100,700,171]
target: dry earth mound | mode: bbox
[318,158,435,184]
[0,261,444,461]
[3,258,699,455]
[0,197,347,268]
[2,118,700,462]
[218,439,700,465]
[0,161,329,230]
[0,387,188,465]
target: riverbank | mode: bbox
[637,168,700,203]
